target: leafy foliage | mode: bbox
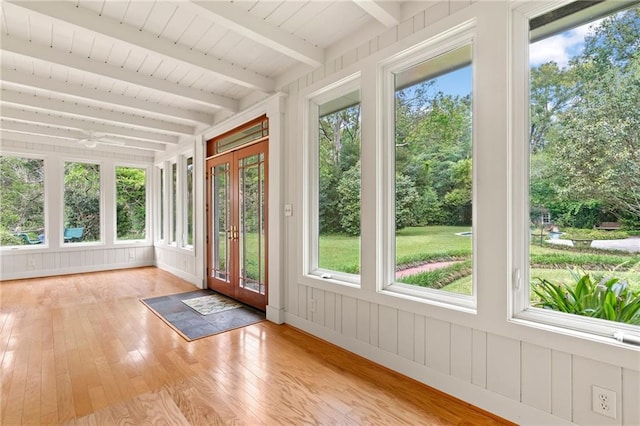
[531,6,640,223]
[395,84,473,228]
[116,167,146,240]
[532,268,640,325]
[397,260,472,289]
[336,161,361,236]
[559,228,627,241]
[64,162,101,242]
[318,104,361,235]
[0,156,44,245]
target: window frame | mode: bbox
[510,0,640,341]
[114,163,150,244]
[180,153,195,250]
[155,163,166,244]
[303,73,362,287]
[378,21,477,311]
[170,160,178,246]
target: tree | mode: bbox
[396,88,472,226]
[318,104,361,234]
[529,63,577,153]
[116,167,146,239]
[337,162,361,236]
[552,7,640,217]
[395,173,420,230]
[0,156,45,245]
[64,162,101,241]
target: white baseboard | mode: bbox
[284,313,574,426]
[266,305,285,324]
[155,261,203,288]
[0,260,154,281]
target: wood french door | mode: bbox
[206,141,268,311]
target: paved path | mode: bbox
[545,237,640,253]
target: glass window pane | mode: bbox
[64,162,100,243]
[393,45,473,296]
[0,156,45,246]
[171,162,177,244]
[186,156,194,246]
[116,166,146,241]
[159,167,164,240]
[528,5,640,326]
[317,91,361,275]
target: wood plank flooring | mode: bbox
[1,267,513,425]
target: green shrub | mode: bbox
[559,228,627,240]
[531,268,640,325]
[398,260,472,289]
[0,228,23,246]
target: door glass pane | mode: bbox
[239,153,266,294]
[212,163,230,281]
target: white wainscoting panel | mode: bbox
[450,324,473,383]
[521,342,552,413]
[572,356,622,426]
[486,334,520,400]
[551,350,573,421]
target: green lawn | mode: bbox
[318,226,640,296]
[319,226,472,274]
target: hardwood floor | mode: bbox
[1,267,513,425]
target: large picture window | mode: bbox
[64,161,100,243]
[515,1,640,337]
[116,166,146,241]
[307,79,361,283]
[0,156,45,246]
[391,44,474,299]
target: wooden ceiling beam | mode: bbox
[190,1,324,67]
[1,89,195,136]
[7,1,275,93]
[353,0,401,28]
[1,36,239,112]
[2,106,179,144]
[0,67,214,126]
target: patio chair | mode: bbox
[16,233,42,245]
[63,227,85,242]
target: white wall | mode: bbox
[281,2,640,425]
[0,139,155,280]
[152,137,202,287]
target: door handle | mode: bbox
[228,226,239,241]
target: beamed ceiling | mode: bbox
[0,0,428,156]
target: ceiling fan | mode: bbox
[77,130,126,148]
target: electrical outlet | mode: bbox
[592,385,617,419]
[310,299,317,313]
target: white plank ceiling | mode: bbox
[0,0,422,155]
